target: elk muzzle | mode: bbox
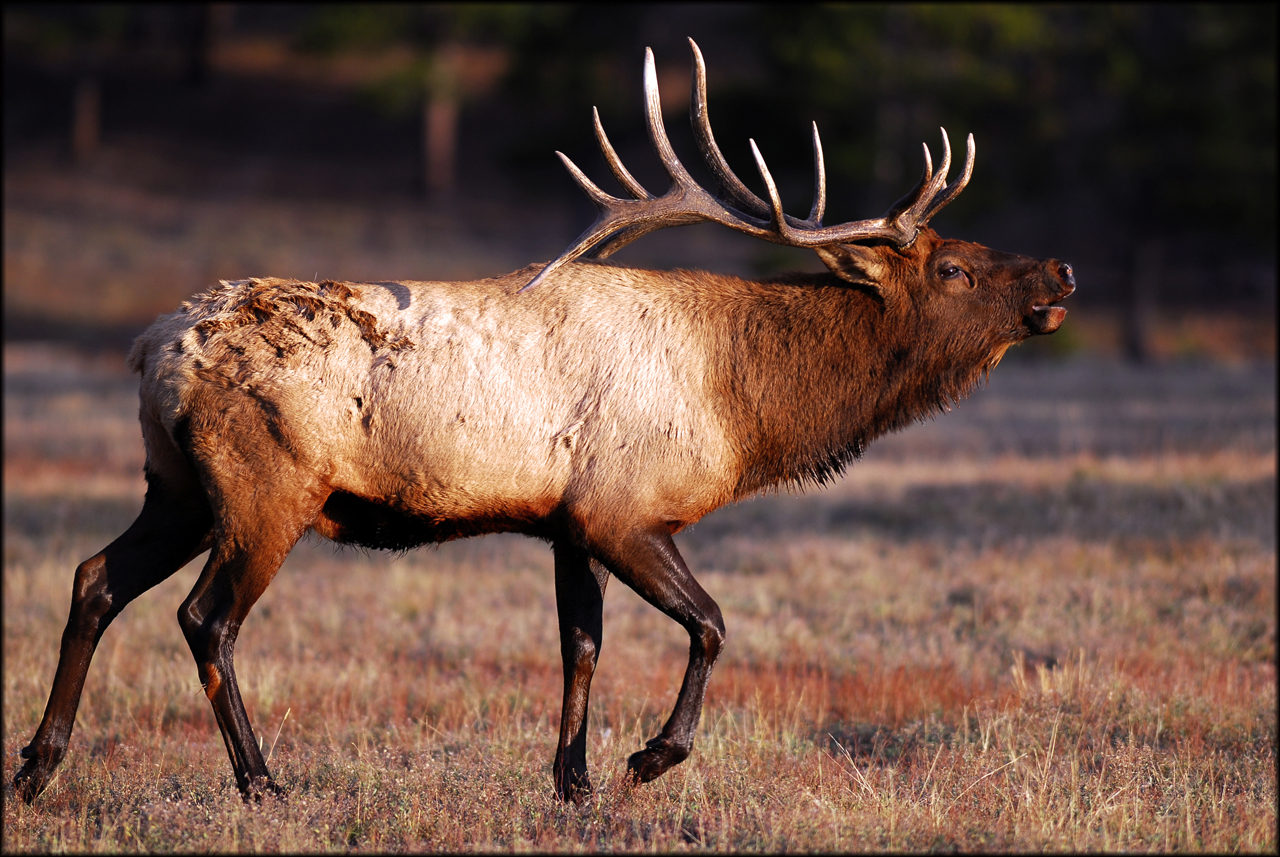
[1026,262,1075,335]
[1027,305,1068,334]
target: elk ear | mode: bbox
[814,244,888,292]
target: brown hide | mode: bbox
[129,230,1070,549]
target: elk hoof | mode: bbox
[13,759,53,805]
[626,741,689,784]
[554,771,593,805]
[243,775,286,803]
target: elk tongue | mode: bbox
[1026,305,1067,335]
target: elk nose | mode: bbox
[1057,262,1076,293]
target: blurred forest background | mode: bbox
[4,3,1276,361]
[4,9,1276,848]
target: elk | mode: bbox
[14,40,1073,805]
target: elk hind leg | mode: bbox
[177,491,319,800]
[551,543,610,802]
[13,474,213,804]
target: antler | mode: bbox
[521,38,975,291]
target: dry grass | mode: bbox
[3,343,1276,852]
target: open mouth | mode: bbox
[1025,301,1069,335]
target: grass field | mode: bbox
[3,340,1274,852]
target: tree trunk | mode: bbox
[423,45,463,198]
[424,93,458,197]
[186,4,234,88]
[72,77,101,165]
[1123,237,1162,363]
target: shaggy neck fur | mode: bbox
[698,271,1000,497]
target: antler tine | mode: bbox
[519,150,629,291]
[750,139,788,232]
[918,132,975,227]
[553,149,618,210]
[690,39,829,231]
[755,134,847,246]
[760,135,851,247]
[808,121,826,225]
[593,107,652,201]
[688,38,771,218]
[896,128,953,227]
[642,48,698,190]
[584,47,736,263]
[883,141,934,220]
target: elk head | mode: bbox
[816,233,1075,378]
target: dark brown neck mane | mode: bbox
[702,271,995,496]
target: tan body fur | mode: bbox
[134,267,741,545]
[133,240,1046,551]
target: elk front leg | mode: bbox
[591,526,725,784]
[551,543,610,802]
[14,484,212,803]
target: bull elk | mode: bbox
[14,40,1074,804]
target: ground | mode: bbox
[3,342,1274,851]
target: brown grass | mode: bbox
[3,343,1276,852]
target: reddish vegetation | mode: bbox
[713,661,1002,728]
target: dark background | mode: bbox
[4,4,1275,360]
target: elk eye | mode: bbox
[939,265,969,283]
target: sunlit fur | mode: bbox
[129,229,1071,545]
